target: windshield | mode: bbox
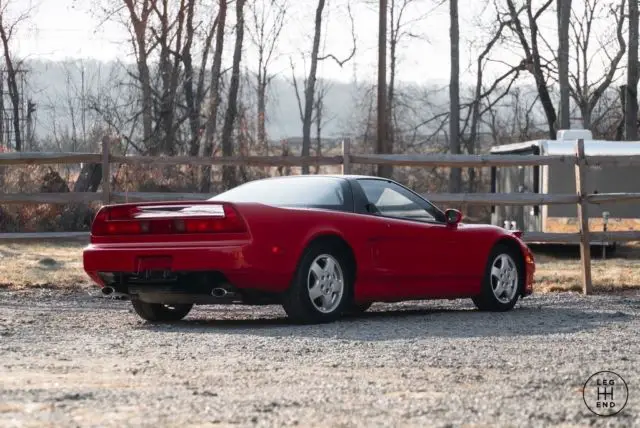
[209,176,347,210]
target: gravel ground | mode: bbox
[0,289,638,428]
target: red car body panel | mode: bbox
[83,199,535,303]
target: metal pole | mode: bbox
[377,0,388,177]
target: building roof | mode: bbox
[490,139,640,156]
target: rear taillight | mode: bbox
[91,203,246,236]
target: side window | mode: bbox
[358,179,441,223]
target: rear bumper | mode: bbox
[82,243,292,292]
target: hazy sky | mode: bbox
[15,0,624,87]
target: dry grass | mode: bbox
[534,253,640,293]
[545,217,640,233]
[0,241,90,290]
[1,241,639,293]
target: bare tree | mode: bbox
[200,0,228,193]
[626,0,639,139]
[220,0,246,189]
[377,0,388,178]
[116,0,216,156]
[449,0,461,192]
[502,0,558,138]
[312,78,338,173]
[460,13,521,192]
[184,0,218,156]
[292,0,356,174]
[122,0,155,150]
[557,0,571,129]
[0,0,33,152]
[298,0,326,175]
[370,0,440,177]
[566,0,626,129]
[246,0,287,153]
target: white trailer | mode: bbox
[489,129,640,246]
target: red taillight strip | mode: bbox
[91,203,246,236]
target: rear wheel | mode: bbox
[282,242,352,324]
[472,244,523,312]
[131,300,193,322]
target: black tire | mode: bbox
[282,241,352,324]
[472,244,523,312]
[131,300,193,322]
[344,302,372,316]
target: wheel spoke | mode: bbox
[309,283,323,301]
[493,280,504,296]
[310,261,324,280]
[331,279,342,293]
[491,266,501,280]
[321,294,333,309]
[324,258,336,276]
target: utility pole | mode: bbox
[377,0,388,177]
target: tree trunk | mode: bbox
[301,0,326,175]
[0,22,21,152]
[220,0,246,189]
[200,0,228,193]
[557,0,571,130]
[448,0,461,193]
[377,0,389,178]
[184,0,200,156]
[580,104,592,130]
[257,76,267,153]
[314,98,321,174]
[156,0,185,156]
[626,0,639,140]
[616,85,627,140]
[505,0,557,139]
[383,0,397,179]
[124,0,154,152]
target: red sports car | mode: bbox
[83,175,535,324]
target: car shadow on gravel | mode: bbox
[134,299,637,341]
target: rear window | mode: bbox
[210,177,347,209]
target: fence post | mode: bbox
[574,138,592,294]
[341,138,351,175]
[101,135,111,205]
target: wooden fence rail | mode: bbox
[1,137,639,294]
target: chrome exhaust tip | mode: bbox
[101,286,115,296]
[211,287,228,298]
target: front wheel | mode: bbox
[282,242,352,324]
[131,300,193,322]
[472,244,523,312]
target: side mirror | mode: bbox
[445,208,463,226]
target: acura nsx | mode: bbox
[83,175,535,324]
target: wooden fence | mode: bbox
[2,136,640,294]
